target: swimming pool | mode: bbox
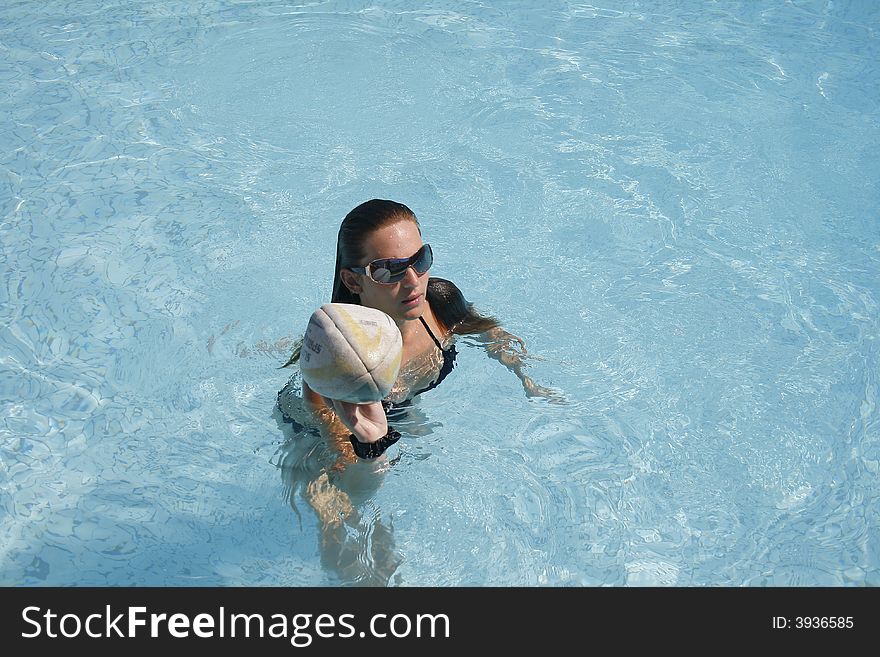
[1,0,877,586]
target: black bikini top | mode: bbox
[414,315,457,395]
[379,315,457,419]
[352,318,455,457]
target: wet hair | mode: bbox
[280,199,499,368]
[425,277,498,335]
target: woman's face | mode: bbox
[345,219,429,323]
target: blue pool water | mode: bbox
[1,0,878,586]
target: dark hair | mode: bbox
[280,199,499,368]
[425,277,498,335]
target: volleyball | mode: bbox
[299,303,403,403]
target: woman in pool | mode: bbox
[275,198,555,584]
[279,198,555,458]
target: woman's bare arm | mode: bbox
[477,326,564,401]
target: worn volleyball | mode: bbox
[299,303,403,403]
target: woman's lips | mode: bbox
[402,294,421,308]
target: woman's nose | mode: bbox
[401,265,421,287]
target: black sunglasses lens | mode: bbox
[413,244,433,273]
[371,266,394,283]
[371,260,407,282]
[368,245,432,283]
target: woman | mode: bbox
[279,198,555,459]
[275,198,555,584]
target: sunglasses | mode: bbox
[349,243,433,284]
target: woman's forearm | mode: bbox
[480,327,559,399]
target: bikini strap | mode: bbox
[419,315,444,350]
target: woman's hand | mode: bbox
[522,375,568,404]
[326,398,388,443]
